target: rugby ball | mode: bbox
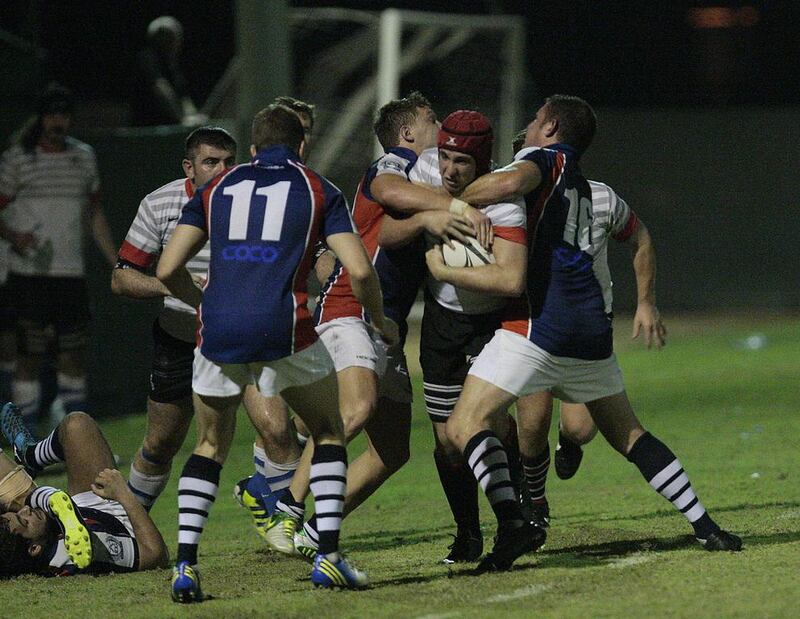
[441,237,494,268]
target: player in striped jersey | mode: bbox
[158,105,397,599]
[0,402,169,577]
[430,95,740,573]
[113,127,302,518]
[380,111,537,564]
[0,84,117,428]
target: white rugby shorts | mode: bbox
[192,339,334,397]
[315,316,387,375]
[469,329,625,403]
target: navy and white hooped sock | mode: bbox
[309,443,347,555]
[522,442,550,505]
[627,432,720,539]
[464,430,523,529]
[24,425,65,472]
[176,454,222,565]
[128,462,170,511]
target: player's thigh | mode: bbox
[193,391,241,463]
[243,384,293,440]
[585,390,644,455]
[447,374,518,448]
[59,412,116,495]
[336,365,378,436]
[281,369,343,441]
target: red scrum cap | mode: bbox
[437,110,494,175]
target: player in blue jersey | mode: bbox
[0,402,169,577]
[157,104,397,600]
[427,95,740,573]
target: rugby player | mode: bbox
[379,111,534,563]
[264,92,478,560]
[157,104,397,599]
[0,402,169,577]
[113,127,301,516]
[428,95,741,573]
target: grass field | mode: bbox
[1,314,799,618]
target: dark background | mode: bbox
[1,1,798,415]
[2,1,798,108]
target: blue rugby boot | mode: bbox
[311,552,370,590]
[171,561,204,603]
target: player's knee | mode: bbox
[342,400,375,441]
[143,431,182,462]
[444,415,468,452]
[60,411,93,434]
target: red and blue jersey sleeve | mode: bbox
[178,191,207,230]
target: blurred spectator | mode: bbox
[0,83,117,430]
[130,16,207,127]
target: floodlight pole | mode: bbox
[376,9,402,159]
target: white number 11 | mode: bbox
[223,180,290,241]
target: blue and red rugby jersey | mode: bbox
[314,146,426,344]
[179,145,355,363]
[503,143,638,360]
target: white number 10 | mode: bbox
[223,180,290,241]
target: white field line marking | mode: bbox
[414,613,460,619]
[606,553,655,569]
[486,584,552,603]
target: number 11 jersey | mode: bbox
[179,145,355,364]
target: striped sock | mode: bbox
[128,462,170,511]
[176,454,221,565]
[302,516,320,547]
[275,491,305,519]
[27,485,59,514]
[253,445,299,494]
[464,430,523,528]
[56,373,88,414]
[25,426,65,470]
[522,443,550,504]
[309,443,347,555]
[627,432,720,539]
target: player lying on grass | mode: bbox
[0,402,169,577]
[428,95,741,573]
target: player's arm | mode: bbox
[373,174,493,247]
[86,196,118,268]
[111,263,171,298]
[459,160,542,205]
[325,231,398,345]
[156,224,207,309]
[624,218,666,348]
[91,469,170,570]
[378,211,473,249]
[425,235,527,297]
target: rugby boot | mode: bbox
[475,521,547,574]
[554,432,583,480]
[698,530,742,551]
[441,528,483,564]
[311,552,369,589]
[171,561,204,603]
[49,491,92,570]
[0,402,40,476]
